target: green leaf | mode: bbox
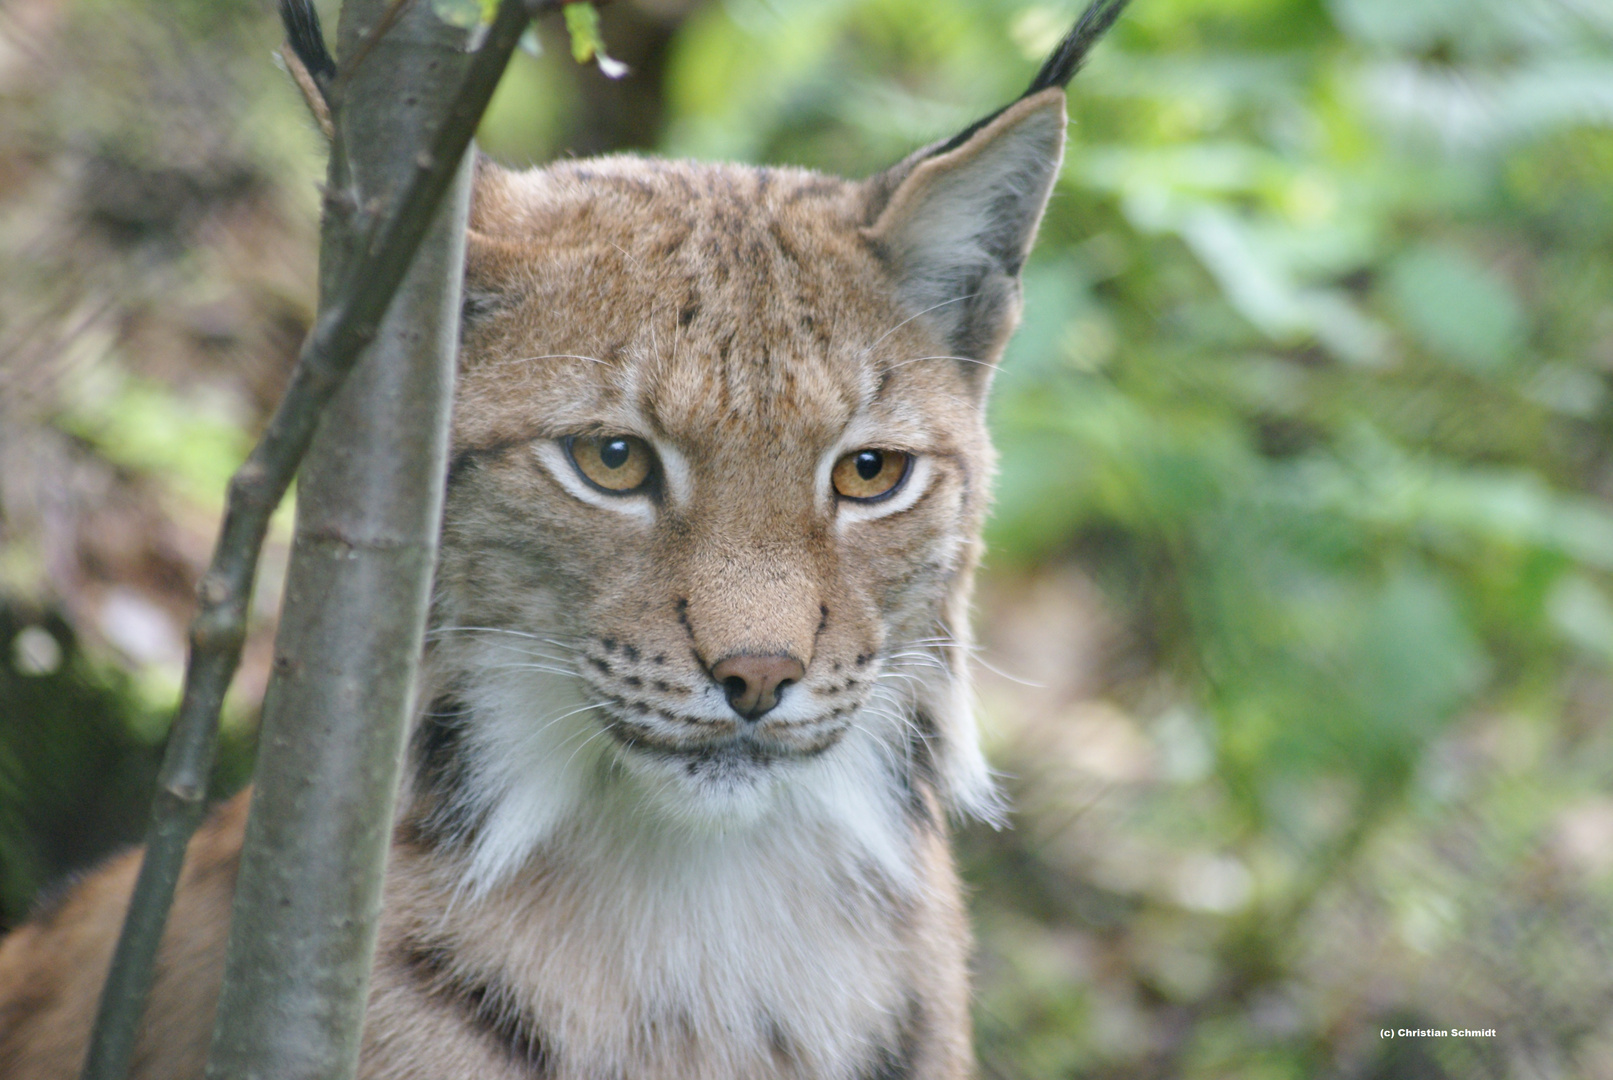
[1385,244,1526,371]
[564,2,603,63]
[563,2,626,77]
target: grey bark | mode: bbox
[201,3,473,1079]
[76,2,538,1075]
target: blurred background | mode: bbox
[3,0,1613,1075]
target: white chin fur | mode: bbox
[611,743,782,831]
[452,656,918,897]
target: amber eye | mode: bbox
[831,449,911,502]
[566,435,655,494]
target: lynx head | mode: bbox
[407,6,1123,892]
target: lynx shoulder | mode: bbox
[0,3,1127,1077]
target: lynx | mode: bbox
[0,2,1127,1077]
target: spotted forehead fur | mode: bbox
[453,156,973,465]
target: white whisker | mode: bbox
[480,662,580,679]
[857,292,981,357]
[888,353,994,370]
[494,352,608,367]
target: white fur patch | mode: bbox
[430,653,937,1074]
[456,649,605,894]
[450,784,923,1078]
[451,649,920,899]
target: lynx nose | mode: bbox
[710,654,805,721]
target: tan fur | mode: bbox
[0,90,1069,1079]
[0,793,246,1079]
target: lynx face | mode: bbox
[410,92,1068,892]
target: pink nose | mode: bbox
[710,654,806,720]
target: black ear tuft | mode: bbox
[280,0,337,92]
[1025,0,1131,96]
[928,0,1130,160]
[280,0,337,139]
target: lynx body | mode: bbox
[0,1,1131,1073]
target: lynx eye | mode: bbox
[831,449,911,502]
[566,435,655,494]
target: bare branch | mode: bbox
[76,3,546,1079]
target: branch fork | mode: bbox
[76,2,553,1078]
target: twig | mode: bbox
[76,3,549,1079]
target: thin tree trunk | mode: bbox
[202,2,473,1076]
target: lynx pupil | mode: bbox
[855,451,883,481]
[601,439,631,470]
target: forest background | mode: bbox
[1,0,1612,1076]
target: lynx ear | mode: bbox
[865,89,1067,367]
[864,0,1129,368]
